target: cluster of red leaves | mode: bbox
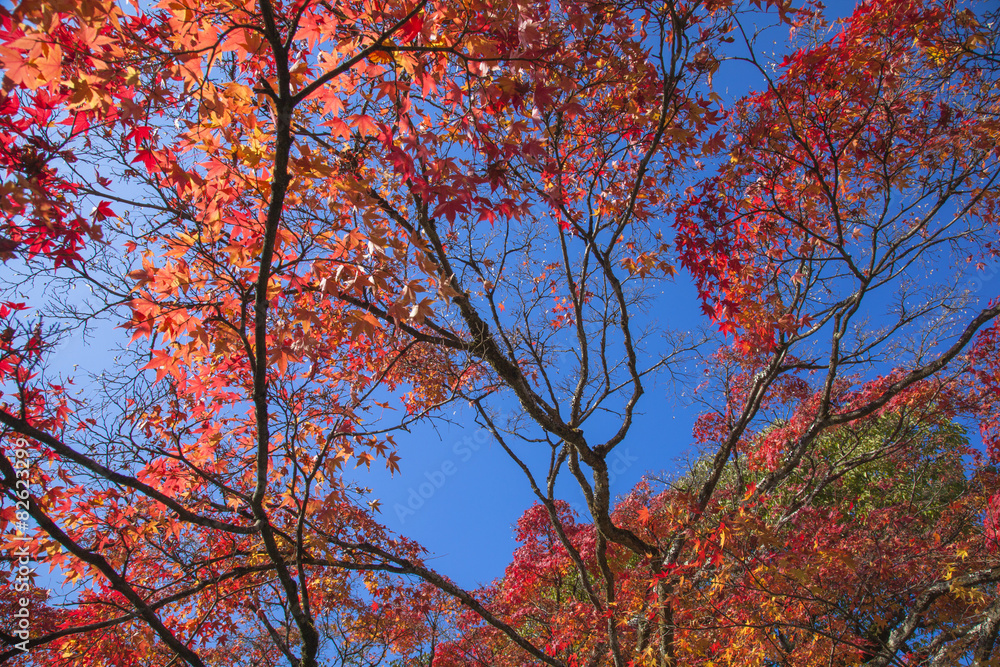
[435,501,608,666]
[672,0,1000,353]
[971,318,1000,461]
[0,1,136,268]
[443,402,995,666]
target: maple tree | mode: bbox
[0,0,998,665]
[436,407,998,666]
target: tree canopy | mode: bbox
[0,0,999,665]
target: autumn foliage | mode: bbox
[0,0,998,665]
